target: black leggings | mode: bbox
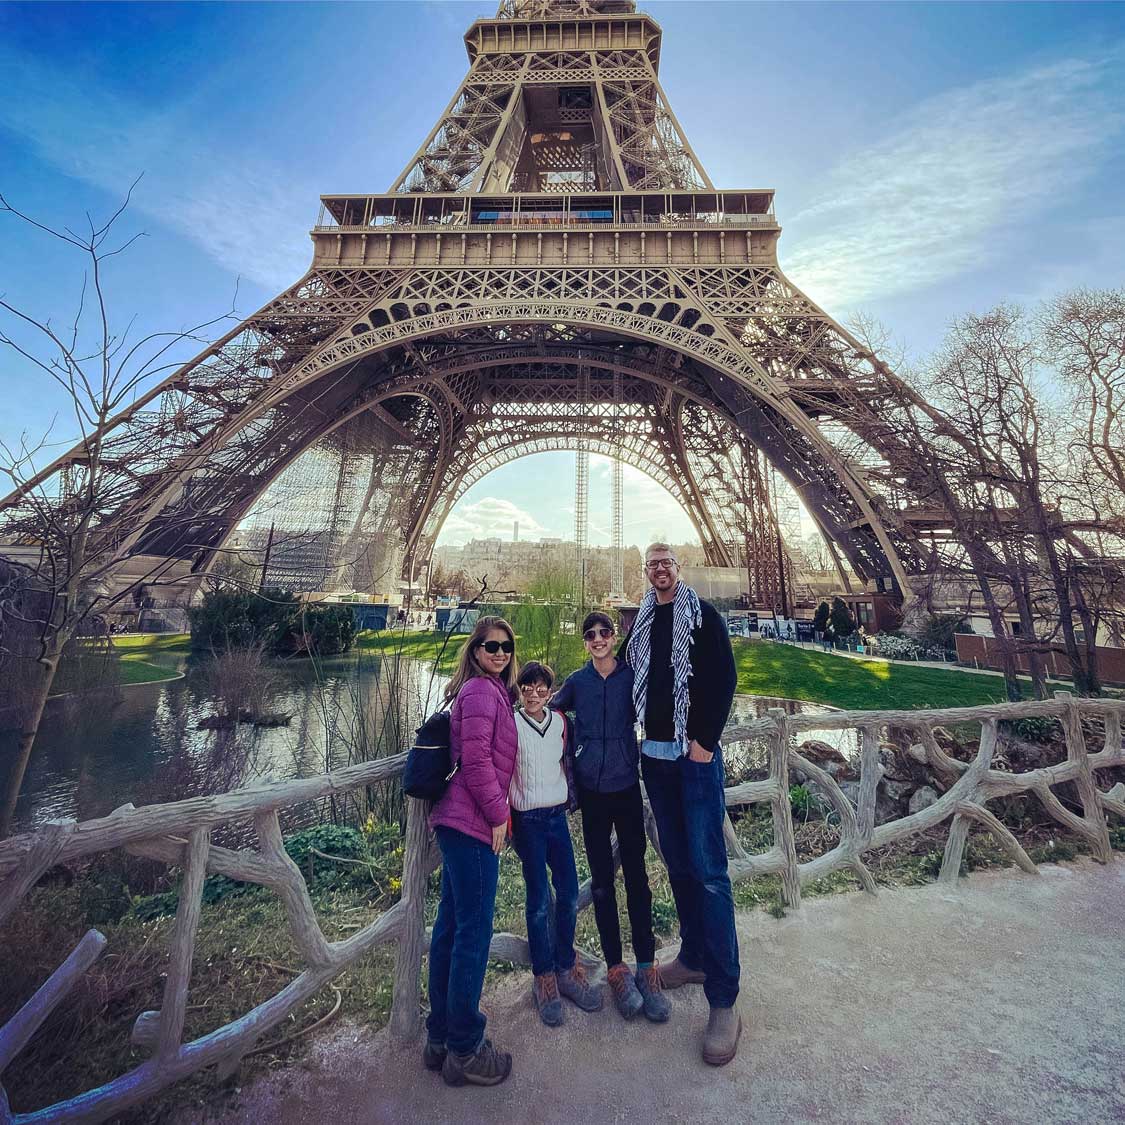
[578,782,656,967]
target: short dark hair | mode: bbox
[581,611,615,636]
[517,660,554,689]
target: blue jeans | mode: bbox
[642,746,740,1007]
[510,804,579,977]
[426,826,499,1054]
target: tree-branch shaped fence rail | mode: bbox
[0,691,1121,1123]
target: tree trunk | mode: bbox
[1034,523,1094,694]
[964,546,1023,701]
[0,653,60,837]
[1070,579,1102,696]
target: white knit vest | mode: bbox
[509,710,569,812]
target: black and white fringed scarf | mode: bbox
[627,581,702,747]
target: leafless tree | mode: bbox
[0,183,235,834]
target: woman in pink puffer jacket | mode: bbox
[424,616,519,1088]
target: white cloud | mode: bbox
[0,45,314,288]
[438,496,547,545]
[782,49,1125,310]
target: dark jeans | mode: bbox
[578,782,656,967]
[511,803,579,977]
[426,825,499,1054]
[642,747,740,1007]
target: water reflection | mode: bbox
[3,650,449,833]
[723,694,857,783]
[4,654,848,833]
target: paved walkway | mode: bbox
[220,860,1124,1125]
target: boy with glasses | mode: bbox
[549,612,671,1023]
[510,661,602,1025]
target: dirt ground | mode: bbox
[211,859,1124,1125]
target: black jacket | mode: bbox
[549,659,638,793]
[623,595,737,749]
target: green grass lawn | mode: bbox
[111,632,192,654]
[115,657,183,685]
[356,628,590,682]
[359,629,1021,711]
[109,633,191,686]
[731,639,1021,711]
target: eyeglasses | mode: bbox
[583,627,614,641]
[478,639,514,654]
[645,558,678,570]
[519,683,551,695]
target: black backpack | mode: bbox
[402,710,458,800]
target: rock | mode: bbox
[838,780,860,808]
[875,790,904,825]
[800,739,849,767]
[908,786,940,815]
[825,759,858,781]
[883,779,917,802]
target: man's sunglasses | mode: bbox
[477,639,514,654]
[583,627,614,641]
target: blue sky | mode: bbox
[2,1,1123,547]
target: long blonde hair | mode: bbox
[444,615,518,704]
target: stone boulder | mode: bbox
[908,786,940,815]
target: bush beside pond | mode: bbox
[189,589,354,657]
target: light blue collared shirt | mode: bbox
[642,738,684,761]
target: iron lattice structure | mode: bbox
[2,0,957,607]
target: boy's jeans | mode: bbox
[426,825,499,1054]
[641,746,740,1007]
[510,803,579,977]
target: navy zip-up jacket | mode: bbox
[549,659,638,794]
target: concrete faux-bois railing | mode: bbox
[0,692,1122,1123]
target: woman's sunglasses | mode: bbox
[477,639,514,654]
[583,627,614,641]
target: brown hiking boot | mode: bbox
[702,1005,742,1067]
[441,1038,513,1086]
[533,971,564,1027]
[607,962,644,1020]
[635,965,672,1023]
[422,1039,447,1071]
[558,961,603,1012]
[659,956,706,989]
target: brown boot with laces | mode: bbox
[532,970,564,1026]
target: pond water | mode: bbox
[2,650,855,833]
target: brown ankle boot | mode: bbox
[702,1005,742,1066]
[659,956,706,989]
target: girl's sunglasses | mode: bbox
[583,627,614,641]
[478,639,514,654]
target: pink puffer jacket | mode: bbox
[429,675,518,847]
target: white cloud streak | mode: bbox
[0,45,314,288]
[783,49,1125,309]
[439,497,547,545]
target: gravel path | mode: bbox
[215,859,1124,1125]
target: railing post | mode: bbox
[940,719,997,882]
[1056,692,1113,863]
[157,827,210,1060]
[767,708,801,909]
[856,725,882,848]
[390,797,431,1041]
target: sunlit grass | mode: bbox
[730,639,1024,710]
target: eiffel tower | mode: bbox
[3,0,945,608]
